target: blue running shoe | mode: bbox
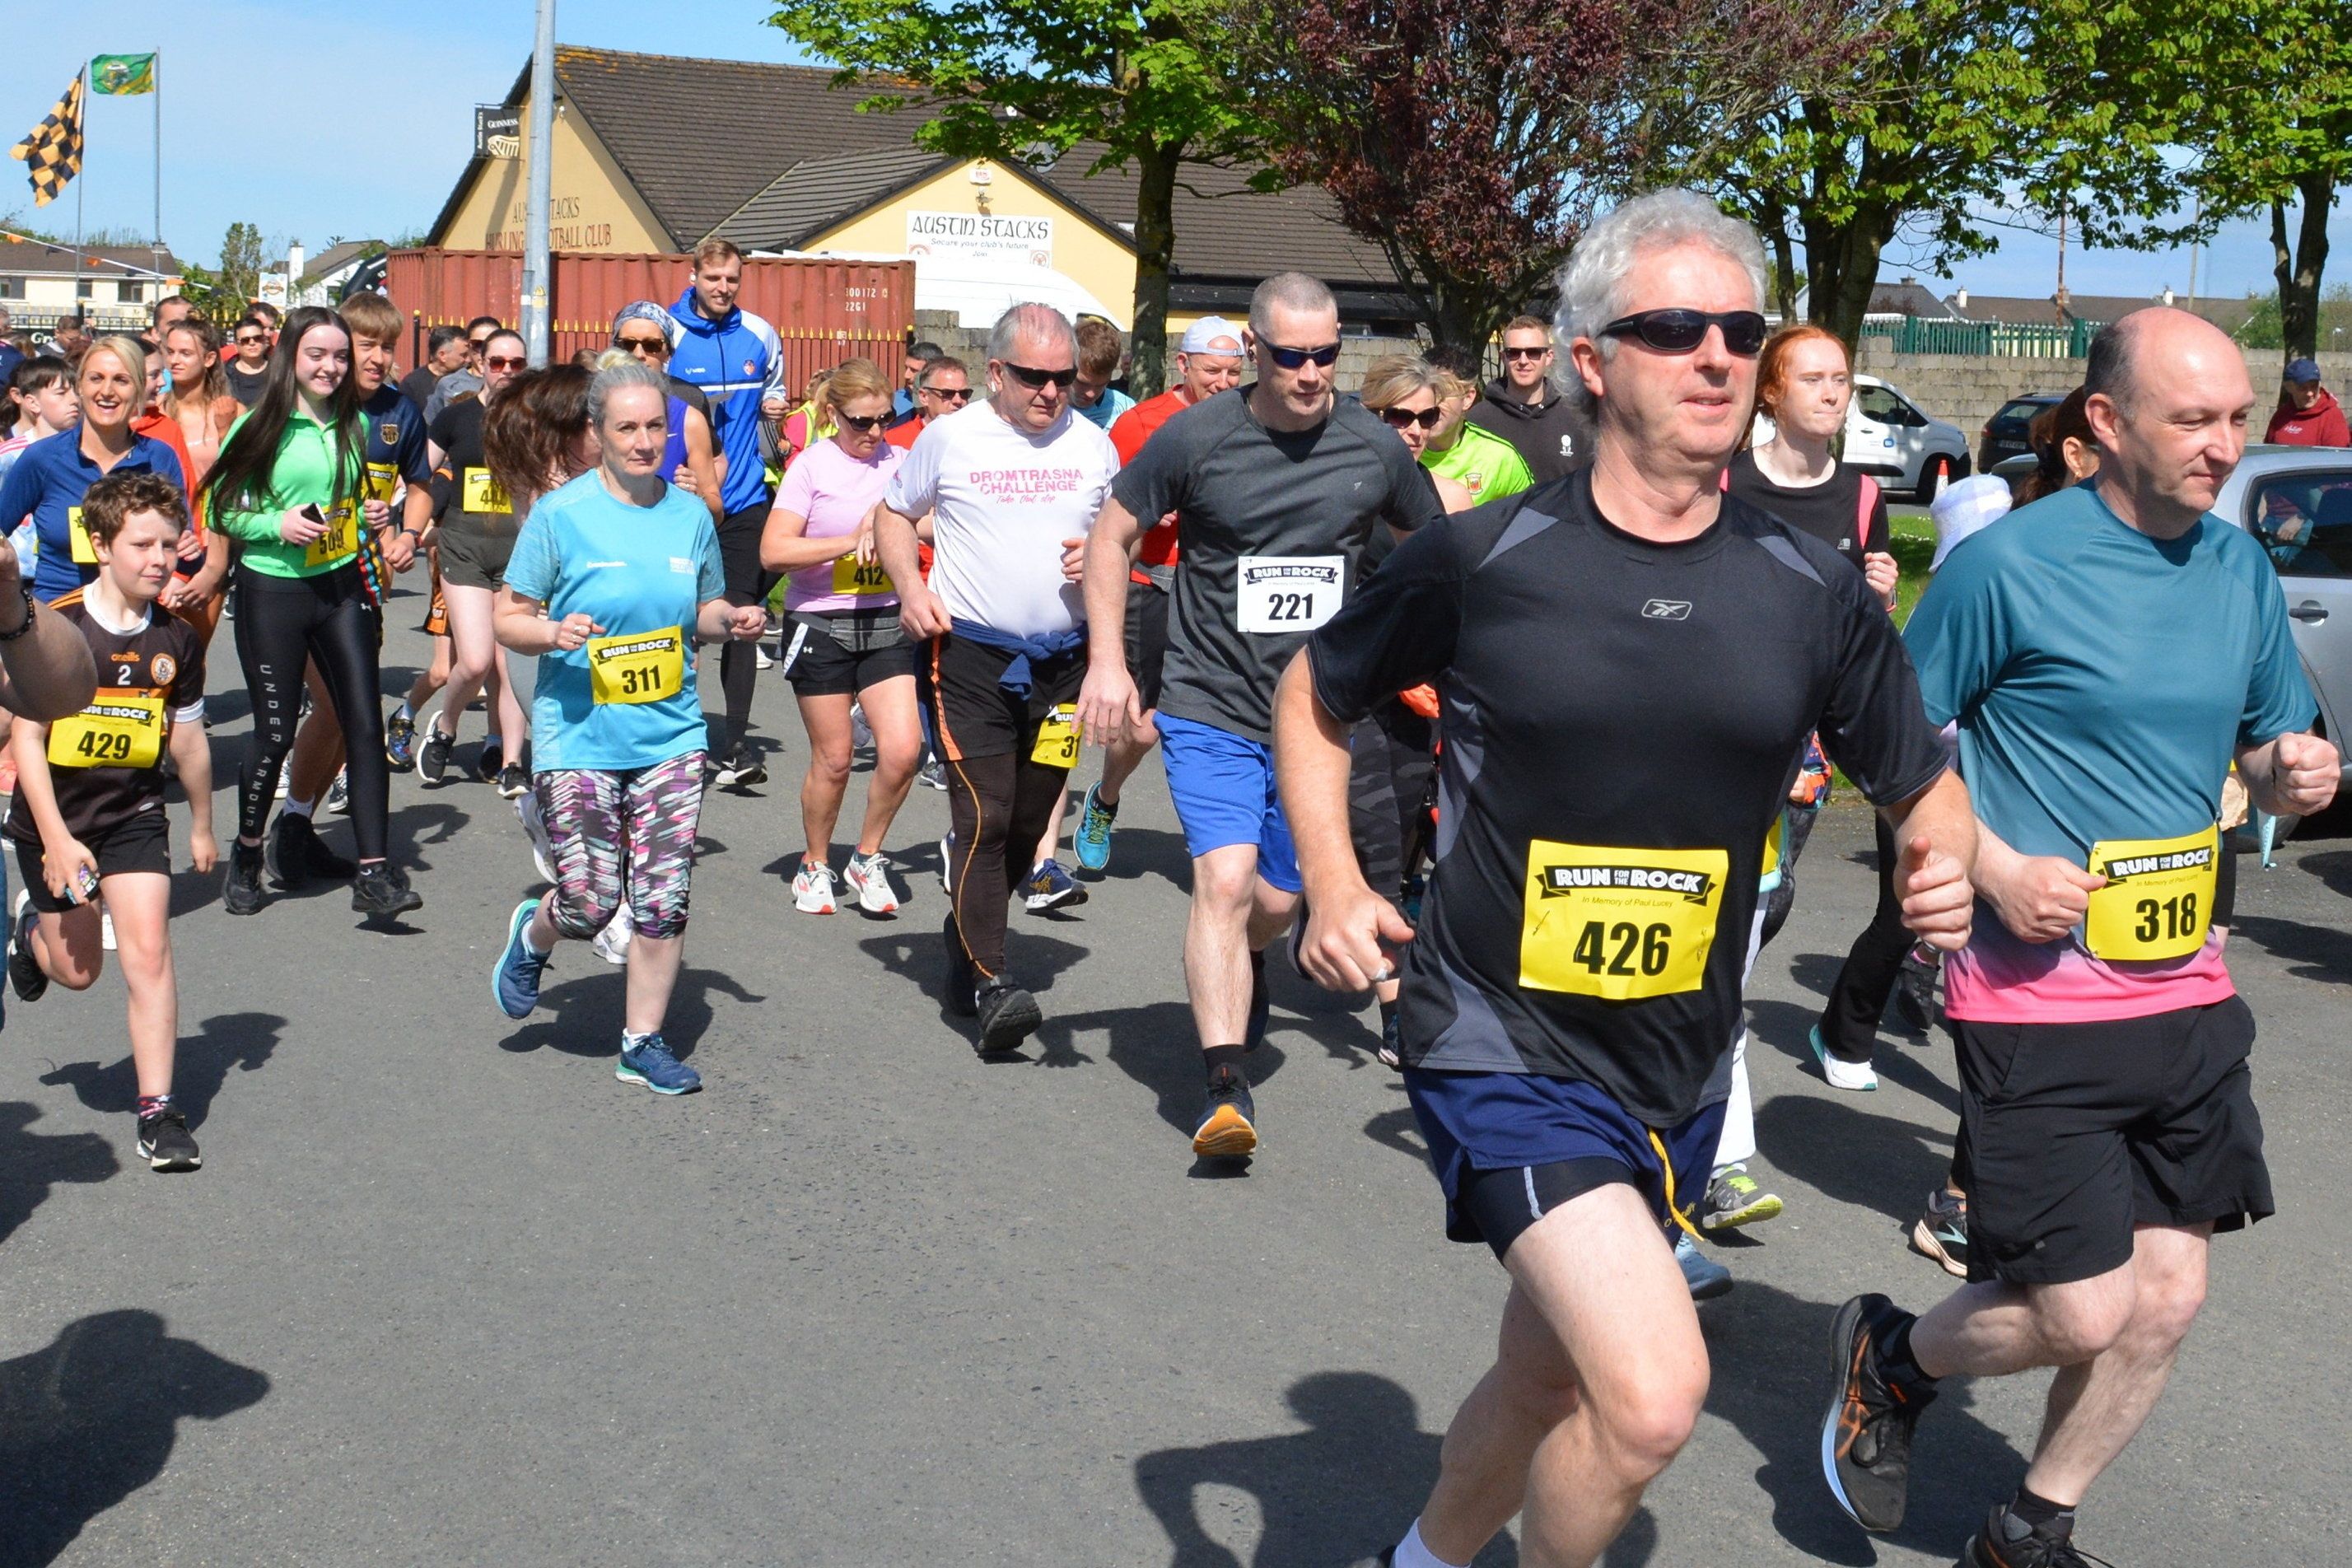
[1192,1069,1258,1159]
[1021,857,1087,912]
[616,1034,702,1094]
[492,898,549,1020]
[1677,1231,1732,1300]
[1074,782,1117,872]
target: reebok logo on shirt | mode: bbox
[1641,599,1692,621]
[1538,861,1716,902]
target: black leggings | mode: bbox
[716,504,777,752]
[1818,814,1908,1063]
[233,564,390,860]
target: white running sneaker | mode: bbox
[516,791,558,884]
[937,833,955,895]
[842,851,900,916]
[591,904,633,966]
[100,908,115,952]
[850,702,874,753]
[1808,1025,1880,1091]
[793,861,838,914]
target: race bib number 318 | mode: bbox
[1520,841,1729,1001]
[1235,555,1343,634]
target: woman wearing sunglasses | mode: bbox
[758,357,921,917]
[609,302,721,521]
[1361,357,1475,513]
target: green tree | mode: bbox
[180,222,265,326]
[763,0,1271,396]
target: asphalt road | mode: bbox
[4,596,2349,1566]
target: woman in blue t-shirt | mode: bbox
[486,360,765,1095]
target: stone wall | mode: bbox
[909,310,1430,391]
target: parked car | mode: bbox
[2225,446,2352,784]
[1752,374,1972,499]
[1978,392,2066,474]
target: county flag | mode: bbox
[91,54,158,96]
[8,74,84,207]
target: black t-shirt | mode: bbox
[224,361,269,408]
[1112,385,1444,741]
[1723,450,1888,572]
[6,593,205,845]
[1306,470,1946,1124]
[426,397,516,537]
[399,366,443,413]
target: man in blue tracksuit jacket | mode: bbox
[667,238,790,786]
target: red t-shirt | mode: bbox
[1108,388,1194,577]
[884,418,932,575]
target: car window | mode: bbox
[1856,385,1917,426]
[2247,471,2352,579]
[1992,399,2052,426]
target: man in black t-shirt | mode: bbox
[223,315,272,407]
[401,325,469,413]
[1274,190,1978,1568]
[1077,273,1443,1161]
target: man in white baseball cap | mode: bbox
[1930,472,2013,572]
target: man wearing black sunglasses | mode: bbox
[1468,315,1589,485]
[1076,273,1444,1163]
[1276,189,1976,1568]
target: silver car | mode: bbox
[2227,445,2352,782]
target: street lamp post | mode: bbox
[520,0,556,365]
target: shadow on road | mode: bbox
[38,1010,283,1126]
[2226,912,2352,985]
[1133,1370,1533,1566]
[497,964,765,1060]
[0,1102,117,1245]
[1753,1092,1955,1228]
[0,1309,269,1566]
[2294,848,2352,899]
[1745,997,1959,1116]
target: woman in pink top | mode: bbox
[758,358,922,917]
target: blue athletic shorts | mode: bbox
[1156,712,1300,894]
[1404,1067,1729,1261]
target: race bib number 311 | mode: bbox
[587,626,686,706]
[1520,842,1729,1001]
[1235,555,1343,634]
[2084,824,2218,963]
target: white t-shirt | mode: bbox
[884,400,1119,637]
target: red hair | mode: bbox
[1755,324,1850,424]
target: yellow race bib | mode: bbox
[305,500,359,568]
[1521,842,1729,1001]
[68,506,96,565]
[463,466,513,515]
[2083,825,2218,963]
[587,626,686,706]
[831,555,893,597]
[47,693,166,769]
[1761,812,1785,882]
[1031,704,1080,768]
[365,461,399,503]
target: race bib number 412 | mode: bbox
[1520,842,1729,1001]
[1235,555,1343,634]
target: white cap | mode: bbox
[1930,473,2013,572]
[1178,316,1244,355]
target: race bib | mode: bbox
[2083,824,2218,963]
[365,461,399,503]
[1031,704,1081,768]
[1520,841,1728,1001]
[831,555,893,597]
[463,466,513,516]
[68,506,95,565]
[306,500,359,568]
[47,693,166,770]
[1235,555,1343,634]
[587,626,686,706]
[1761,812,1785,882]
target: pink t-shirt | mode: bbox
[774,436,903,613]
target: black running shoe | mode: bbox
[267,813,356,887]
[1960,1505,2111,1567]
[477,739,504,783]
[975,981,1043,1055]
[222,841,268,917]
[497,762,529,800]
[418,725,455,786]
[712,744,767,789]
[352,861,422,917]
[137,1107,202,1171]
[1192,1068,1258,1159]
[942,913,977,1017]
[1893,945,1940,1035]
[1821,1293,1936,1533]
[9,895,49,1002]
[1244,947,1270,1051]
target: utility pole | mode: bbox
[520,0,556,365]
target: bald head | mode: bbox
[2082,307,2255,537]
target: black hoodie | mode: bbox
[1466,376,1591,484]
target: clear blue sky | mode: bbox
[0,0,2332,308]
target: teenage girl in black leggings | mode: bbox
[198,305,420,918]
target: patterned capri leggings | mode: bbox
[536,751,707,941]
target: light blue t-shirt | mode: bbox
[1073,386,1134,432]
[504,470,726,773]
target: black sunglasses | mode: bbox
[615,334,667,353]
[1599,309,1767,357]
[1001,362,1077,390]
[1378,405,1444,431]
[1502,345,1550,360]
[922,385,972,403]
[838,413,888,433]
[1263,341,1341,370]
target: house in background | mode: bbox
[0,233,182,333]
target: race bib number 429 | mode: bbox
[1235,555,1343,634]
[1520,842,1729,1001]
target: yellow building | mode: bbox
[428,47,1417,333]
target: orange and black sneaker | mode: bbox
[1192,1068,1258,1159]
[1821,1292,1936,1532]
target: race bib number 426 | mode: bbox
[1235,555,1343,634]
[1520,842,1729,1001]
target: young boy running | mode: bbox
[6,471,213,1169]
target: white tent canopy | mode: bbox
[753,247,1128,331]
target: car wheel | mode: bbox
[1918,455,1953,502]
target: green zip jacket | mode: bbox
[213,408,365,578]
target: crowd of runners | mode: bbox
[0,198,2336,1568]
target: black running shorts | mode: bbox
[1954,996,2270,1286]
[1124,577,1169,714]
[780,613,917,698]
[13,810,172,913]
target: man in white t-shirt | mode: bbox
[875,302,1119,1053]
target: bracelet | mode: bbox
[0,581,35,642]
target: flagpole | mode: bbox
[72,68,85,321]
[152,51,162,253]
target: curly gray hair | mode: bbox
[1552,189,1769,422]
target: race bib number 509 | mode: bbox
[1235,555,1343,634]
[1520,841,1729,1001]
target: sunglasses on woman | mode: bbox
[483,354,527,371]
[1378,405,1444,430]
[615,334,667,355]
[838,413,889,433]
[1599,309,1768,357]
[1002,362,1077,390]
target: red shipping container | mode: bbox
[380,250,916,396]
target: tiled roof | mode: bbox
[711,147,956,251]
[1865,279,1961,320]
